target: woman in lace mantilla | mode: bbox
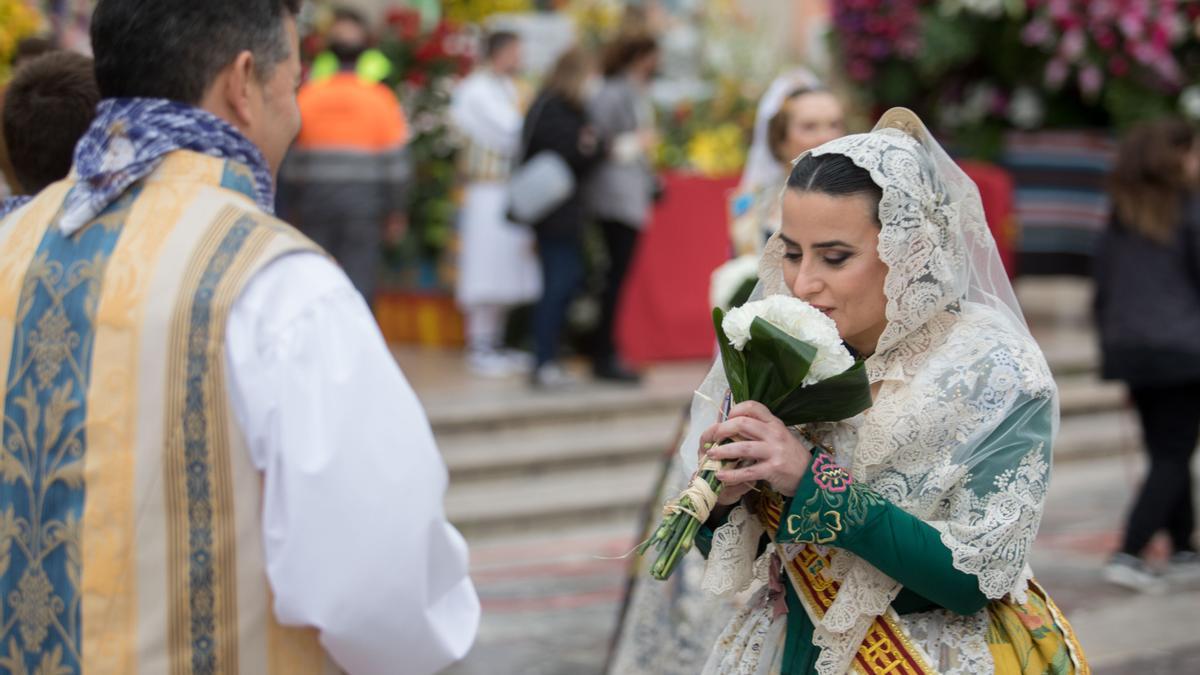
[681,109,1089,675]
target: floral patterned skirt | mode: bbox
[987,581,1089,675]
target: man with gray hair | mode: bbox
[0,1,478,673]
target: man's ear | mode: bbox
[223,50,258,128]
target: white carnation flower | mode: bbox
[1008,87,1045,130]
[709,255,760,310]
[1180,85,1200,121]
[722,295,855,385]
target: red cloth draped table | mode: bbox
[616,172,739,364]
[959,160,1018,279]
[616,165,1016,364]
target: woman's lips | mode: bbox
[813,305,834,315]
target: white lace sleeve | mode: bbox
[701,505,766,598]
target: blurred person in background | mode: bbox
[0,50,99,218]
[519,47,608,389]
[0,0,478,671]
[0,37,56,199]
[585,30,661,384]
[450,30,542,377]
[730,75,845,257]
[1095,117,1200,591]
[279,6,410,302]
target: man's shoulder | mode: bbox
[195,186,319,254]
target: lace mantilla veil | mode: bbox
[683,109,1060,674]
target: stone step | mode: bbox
[442,412,680,482]
[446,408,1137,542]
[440,376,1122,485]
[1017,276,1093,326]
[426,383,692,437]
[1054,408,1140,463]
[446,458,661,540]
[1057,374,1125,416]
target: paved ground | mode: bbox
[442,449,1200,675]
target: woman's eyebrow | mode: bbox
[813,240,854,249]
[779,233,800,247]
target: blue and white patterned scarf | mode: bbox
[59,97,275,235]
[0,195,33,219]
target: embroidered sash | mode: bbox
[750,493,937,675]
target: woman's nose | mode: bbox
[791,265,823,299]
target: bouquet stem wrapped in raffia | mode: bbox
[639,296,874,580]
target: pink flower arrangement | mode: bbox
[1022,0,1187,98]
[832,0,923,83]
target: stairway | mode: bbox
[423,279,1135,542]
[433,376,688,541]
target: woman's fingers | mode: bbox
[714,415,769,443]
[726,400,776,424]
[717,464,761,486]
[705,440,768,463]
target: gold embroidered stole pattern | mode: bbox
[749,492,937,675]
[0,152,339,673]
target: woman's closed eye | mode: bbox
[783,250,853,266]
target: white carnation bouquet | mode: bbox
[639,295,873,580]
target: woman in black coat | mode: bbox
[518,48,607,387]
[1095,117,1200,590]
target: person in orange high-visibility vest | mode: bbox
[278,7,410,302]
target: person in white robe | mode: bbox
[449,31,542,377]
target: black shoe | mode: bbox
[593,360,641,384]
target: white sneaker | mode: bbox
[501,349,535,371]
[1103,553,1167,593]
[531,362,580,389]
[1165,551,1200,583]
[467,350,521,378]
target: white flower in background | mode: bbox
[1008,87,1045,129]
[709,255,760,310]
[1181,86,1200,121]
[722,295,854,385]
[939,0,1017,18]
[961,83,998,125]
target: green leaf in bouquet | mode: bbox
[729,277,757,310]
[771,360,873,426]
[712,308,749,402]
[743,317,816,406]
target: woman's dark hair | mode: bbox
[1109,116,1196,244]
[787,152,883,225]
[601,32,658,77]
[91,0,301,104]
